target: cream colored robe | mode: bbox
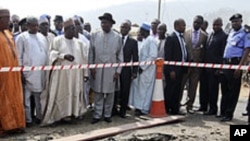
[41,36,88,126]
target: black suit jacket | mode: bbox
[123,36,139,74]
[204,30,228,64]
[164,32,187,76]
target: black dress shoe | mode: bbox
[104,117,112,123]
[197,107,207,112]
[34,118,41,124]
[3,128,26,136]
[186,109,195,114]
[242,112,248,116]
[91,118,100,124]
[135,109,142,116]
[220,116,232,122]
[172,111,186,115]
[112,109,119,116]
[26,122,33,128]
[204,111,217,116]
[215,114,224,118]
[119,113,127,118]
[126,106,132,111]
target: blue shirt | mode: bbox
[223,27,250,58]
[54,29,64,36]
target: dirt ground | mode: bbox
[100,85,249,141]
[1,85,249,141]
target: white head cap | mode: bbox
[39,15,49,25]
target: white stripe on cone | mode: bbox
[152,79,164,101]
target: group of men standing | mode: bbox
[164,13,250,125]
[1,7,250,136]
[0,8,92,135]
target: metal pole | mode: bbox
[158,0,162,20]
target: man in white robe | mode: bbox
[73,15,90,107]
[129,31,143,107]
[89,13,123,124]
[129,22,157,115]
[16,16,48,126]
[41,18,88,126]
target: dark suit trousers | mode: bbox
[199,68,208,111]
[119,67,132,116]
[200,69,219,113]
[164,70,183,113]
[220,69,242,118]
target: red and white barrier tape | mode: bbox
[164,61,250,71]
[0,61,154,72]
[0,61,249,72]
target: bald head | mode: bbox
[120,20,132,36]
[151,18,161,25]
[158,23,166,28]
[157,23,167,39]
[174,18,186,33]
[213,17,223,25]
[151,18,161,35]
[212,17,223,33]
[123,19,132,26]
[174,19,185,27]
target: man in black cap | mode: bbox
[219,13,250,122]
[12,18,27,40]
[53,15,64,35]
[19,18,28,32]
[89,12,123,124]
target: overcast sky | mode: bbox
[0,0,171,17]
[1,0,248,31]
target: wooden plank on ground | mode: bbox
[53,115,185,141]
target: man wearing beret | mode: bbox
[89,13,123,124]
[219,13,250,122]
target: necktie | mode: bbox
[193,30,199,48]
[122,36,125,45]
[179,34,187,61]
[207,33,214,48]
[158,40,163,52]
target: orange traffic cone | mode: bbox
[149,58,167,117]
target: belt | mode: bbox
[223,57,241,63]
